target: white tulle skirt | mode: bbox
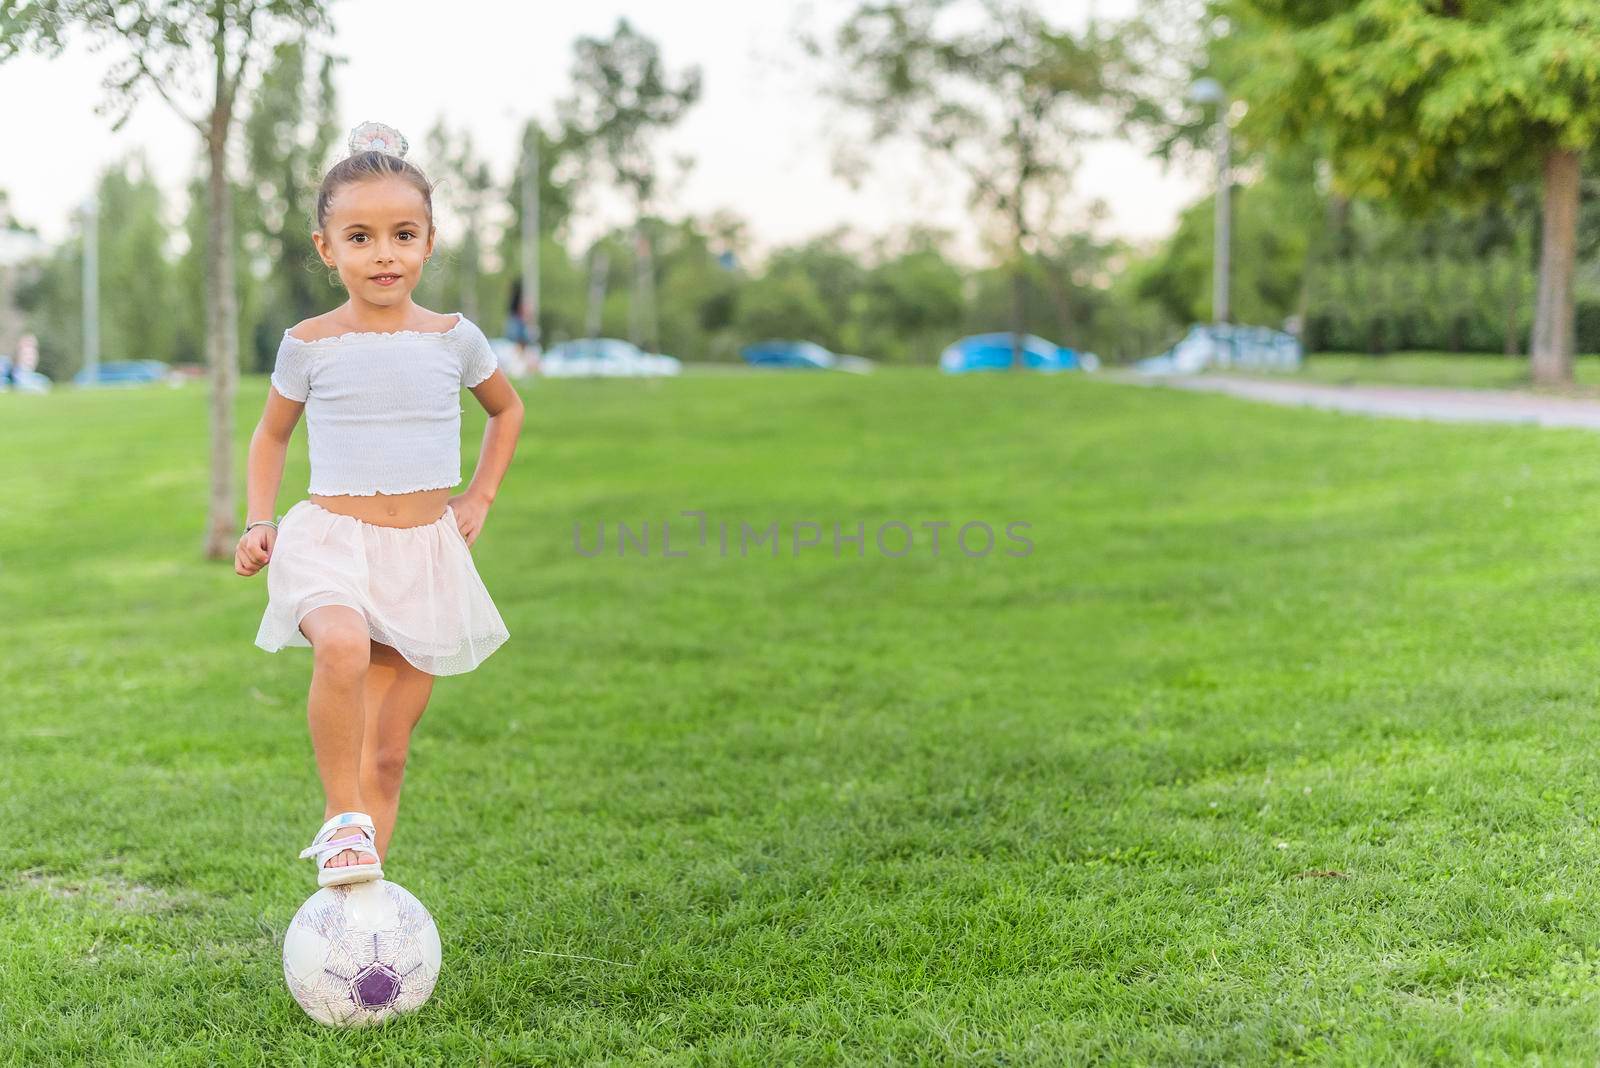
[254,499,509,676]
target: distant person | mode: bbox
[506,277,540,375]
[15,333,37,382]
[235,120,524,889]
[0,332,32,386]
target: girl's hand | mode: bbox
[235,525,276,576]
[446,492,491,548]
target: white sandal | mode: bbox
[299,811,384,888]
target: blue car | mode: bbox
[939,333,1080,373]
[740,340,874,373]
[73,359,170,387]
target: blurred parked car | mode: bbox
[939,333,1083,374]
[73,359,170,387]
[487,337,535,378]
[740,339,875,374]
[541,338,681,378]
[1134,324,1302,375]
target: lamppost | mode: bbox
[1189,77,1231,326]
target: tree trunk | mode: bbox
[630,218,656,352]
[461,227,480,324]
[1328,194,1350,259]
[203,102,240,561]
[1295,189,1343,348]
[1047,261,1074,347]
[1504,260,1521,357]
[1530,148,1580,387]
[1005,109,1031,371]
[1009,258,1026,370]
[1010,179,1027,371]
[585,249,609,339]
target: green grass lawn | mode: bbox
[10,367,1600,1064]
[1210,351,1600,395]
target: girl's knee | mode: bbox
[312,627,371,672]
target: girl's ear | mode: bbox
[311,229,331,266]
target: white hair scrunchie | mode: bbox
[347,120,409,159]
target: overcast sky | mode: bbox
[0,0,1202,259]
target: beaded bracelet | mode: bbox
[243,519,279,537]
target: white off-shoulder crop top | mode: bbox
[269,312,500,496]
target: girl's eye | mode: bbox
[397,232,414,240]
[350,234,367,243]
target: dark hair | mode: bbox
[315,150,436,233]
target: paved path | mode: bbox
[1103,371,1600,431]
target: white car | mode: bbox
[487,337,532,378]
[540,338,682,378]
[1135,324,1302,375]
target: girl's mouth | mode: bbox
[372,274,400,286]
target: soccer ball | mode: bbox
[282,879,442,1027]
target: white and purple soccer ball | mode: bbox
[282,880,442,1027]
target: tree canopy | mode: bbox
[1215,0,1600,379]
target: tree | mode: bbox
[1214,1,1600,385]
[849,230,966,362]
[1134,153,1318,330]
[424,120,494,324]
[557,18,701,350]
[14,157,186,378]
[648,216,742,361]
[0,189,45,357]
[490,119,581,346]
[243,38,340,371]
[2,0,334,559]
[733,268,835,348]
[761,231,867,351]
[816,0,1131,368]
[93,155,181,365]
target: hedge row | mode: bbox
[1297,255,1587,355]
[1304,300,1600,355]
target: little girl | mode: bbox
[236,121,523,888]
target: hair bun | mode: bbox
[347,120,409,159]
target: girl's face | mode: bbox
[312,176,435,308]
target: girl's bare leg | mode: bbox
[358,640,436,862]
[298,605,378,868]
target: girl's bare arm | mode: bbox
[247,387,305,524]
[461,370,524,506]
[448,370,524,546]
